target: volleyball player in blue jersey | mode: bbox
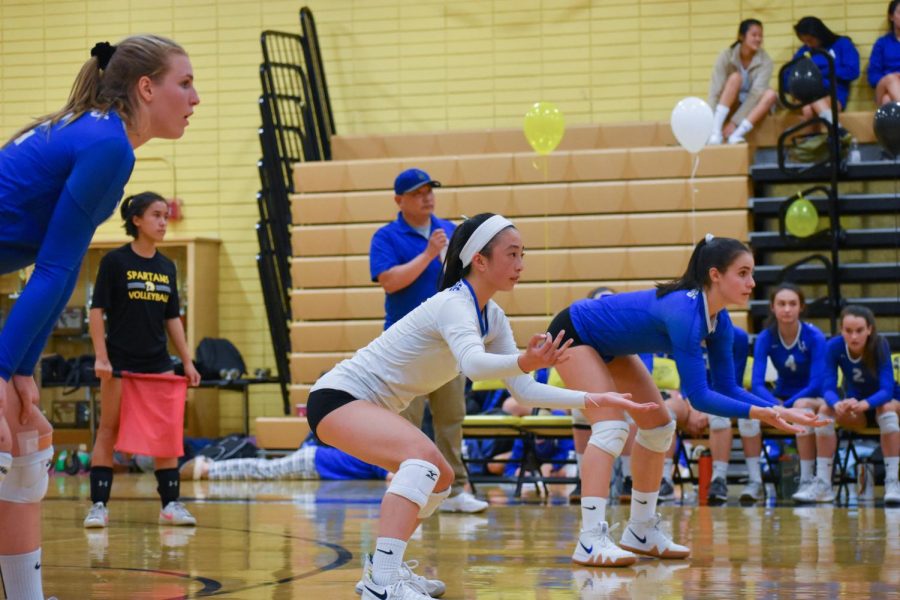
[0,35,199,599]
[749,284,828,503]
[548,235,824,566]
[820,306,900,505]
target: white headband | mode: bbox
[460,215,515,267]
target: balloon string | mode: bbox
[542,155,550,317]
[690,154,700,245]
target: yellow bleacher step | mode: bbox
[255,417,310,450]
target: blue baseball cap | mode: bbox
[394,168,441,195]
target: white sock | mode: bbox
[745,457,762,483]
[713,460,729,481]
[819,109,833,124]
[713,104,729,133]
[729,119,753,140]
[663,458,674,483]
[575,452,583,475]
[581,496,608,531]
[621,455,632,478]
[631,489,659,523]
[885,456,900,483]
[816,457,833,483]
[0,548,44,600]
[800,459,815,481]
[371,537,407,586]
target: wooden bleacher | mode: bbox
[289,120,764,406]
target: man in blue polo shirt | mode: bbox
[368,168,488,513]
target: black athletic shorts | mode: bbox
[306,388,359,437]
[547,307,586,347]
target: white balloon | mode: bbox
[670,97,714,154]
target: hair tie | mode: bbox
[91,41,117,70]
[704,233,715,244]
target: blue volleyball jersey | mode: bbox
[751,322,826,407]
[0,110,134,379]
[313,444,388,480]
[822,336,896,408]
[569,288,774,418]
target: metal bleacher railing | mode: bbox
[257,7,335,413]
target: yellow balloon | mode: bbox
[523,102,565,155]
[785,197,819,238]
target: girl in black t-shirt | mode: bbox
[84,192,201,530]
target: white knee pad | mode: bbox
[571,408,589,428]
[636,420,676,453]
[0,452,11,485]
[0,446,53,504]
[588,420,630,458]
[708,414,731,431]
[877,412,900,434]
[419,486,452,518]
[815,420,836,438]
[386,458,439,509]
[738,418,760,438]
[666,406,677,422]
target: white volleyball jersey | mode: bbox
[312,281,586,412]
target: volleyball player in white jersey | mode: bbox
[307,213,652,600]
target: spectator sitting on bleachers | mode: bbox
[867,1,900,106]
[749,284,829,504]
[786,16,860,127]
[821,305,900,505]
[707,18,777,145]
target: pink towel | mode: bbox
[115,372,188,458]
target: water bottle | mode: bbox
[779,451,800,500]
[849,138,861,163]
[858,460,875,500]
[698,449,712,505]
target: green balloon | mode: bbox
[785,197,819,238]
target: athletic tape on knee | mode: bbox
[588,420,630,458]
[386,458,439,509]
[738,418,760,438]
[0,452,11,484]
[419,486,452,518]
[815,420,836,438]
[0,446,53,504]
[708,414,731,431]
[877,412,900,434]
[636,420,676,453]
[571,408,589,428]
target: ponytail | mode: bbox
[656,235,751,298]
[121,191,167,238]
[440,212,514,291]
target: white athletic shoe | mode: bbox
[792,477,815,502]
[572,567,631,594]
[355,555,445,597]
[571,521,637,567]
[439,491,488,513]
[885,480,900,505]
[83,502,109,529]
[159,501,197,526]
[792,478,834,504]
[359,568,433,600]
[739,481,764,503]
[707,132,723,145]
[618,514,690,559]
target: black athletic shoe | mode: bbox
[708,477,728,505]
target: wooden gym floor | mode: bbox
[36,475,898,599]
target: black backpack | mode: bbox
[197,434,258,461]
[194,337,246,381]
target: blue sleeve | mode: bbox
[834,38,860,83]
[784,328,826,407]
[751,329,779,404]
[369,228,398,282]
[732,328,749,383]
[0,138,132,380]
[865,339,896,408]
[707,323,775,411]
[869,37,887,88]
[822,338,841,407]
